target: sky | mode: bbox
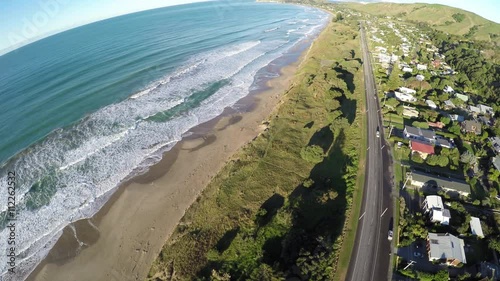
[0,0,498,54]
[0,0,212,54]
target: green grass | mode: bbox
[147,18,365,281]
[342,2,500,45]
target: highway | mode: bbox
[345,21,394,281]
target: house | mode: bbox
[404,125,436,143]
[478,104,494,116]
[410,140,435,158]
[470,217,484,238]
[432,60,441,68]
[468,105,481,116]
[443,85,454,94]
[399,87,416,95]
[410,170,471,196]
[489,137,500,154]
[449,114,464,122]
[461,120,482,135]
[402,67,413,73]
[479,262,500,280]
[402,106,419,118]
[427,233,466,266]
[435,136,454,148]
[416,64,428,71]
[426,100,438,109]
[478,116,493,127]
[422,195,451,225]
[391,54,399,61]
[428,121,444,129]
[394,91,417,103]
[443,100,455,109]
[375,46,387,53]
[493,157,500,172]
[416,74,425,81]
[455,93,469,102]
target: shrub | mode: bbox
[300,145,325,164]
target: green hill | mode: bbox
[342,2,500,44]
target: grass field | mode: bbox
[343,2,500,45]
[147,16,366,281]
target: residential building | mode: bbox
[426,100,438,109]
[448,114,464,122]
[399,87,416,95]
[468,105,481,116]
[443,100,455,109]
[422,195,451,225]
[410,170,471,196]
[404,125,436,143]
[402,106,419,118]
[435,136,454,148]
[455,93,469,102]
[470,217,484,238]
[416,74,425,81]
[416,64,427,71]
[461,120,482,135]
[402,67,413,73]
[493,157,500,172]
[394,91,417,103]
[478,116,493,127]
[489,137,500,154]
[443,85,454,94]
[479,262,500,280]
[410,140,435,158]
[427,233,466,266]
[478,104,494,116]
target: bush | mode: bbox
[300,145,325,164]
[412,121,429,129]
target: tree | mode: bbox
[448,123,462,136]
[412,152,424,164]
[387,67,401,90]
[488,236,500,253]
[300,145,325,164]
[335,12,344,22]
[385,98,400,109]
[412,121,429,129]
[439,116,451,126]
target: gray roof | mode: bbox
[461,120,482,135]
[404,125,436,139]
[493,157,500,172]
[411,170,471,194]
[428,233,466,264]
[435,138,452,148]
[442,209,451,218]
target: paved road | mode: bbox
[345,21,394,281]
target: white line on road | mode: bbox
[359,212,366,220]
[380,208,388,217]
[381,145,385,149]
[367,147,370,150]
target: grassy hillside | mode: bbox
[343,2,500,44]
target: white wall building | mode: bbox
[470,217,484,238]
[422,195,451,225]
[399,87,416,95]
[394,91,417,102]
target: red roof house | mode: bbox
[410,140,435,158]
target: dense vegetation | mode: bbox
[147,13,366,281]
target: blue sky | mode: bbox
[0,0,498,54]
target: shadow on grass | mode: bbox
[256,194,285,227]
[307,126,334,153]
[215,227,240,253]
[340,96,357,125]
[333,65,355,94]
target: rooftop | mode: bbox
[425,195,444,210]
[410,140,435,154]
[470,217,484,238]
[404,125,436,140]
[428,233,466,264]
[411,170,471,194]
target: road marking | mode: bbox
[377,109,380,112]
[367,147,370,150]
[359,212,366,220]
[380,208,388,217]
[381,145,385,149]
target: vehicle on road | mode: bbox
[388,230,393,241]
[376,126,380,138]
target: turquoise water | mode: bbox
[0,1,328,279]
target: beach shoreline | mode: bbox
[25,22,326,281]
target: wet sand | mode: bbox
[26,53,312,281]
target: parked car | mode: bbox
[388,230,393,241]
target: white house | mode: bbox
[443,100,455,109]
[468,105,481,115]
[427,233,467,266]
[455,93,469,102]
[443,85,454,94]
[399,87,416,95]
[403,106,419,118]
[426,100,438,109]
[402,67,413,73]
[416,74,425,81]
[394,91,417,102]
[422,195,451,225]
[478,104,494,116]
[470,217,484,238]
[417,64,428,71]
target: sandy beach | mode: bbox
[26,40,314,280]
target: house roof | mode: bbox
[444,100,455,107]
[425,195,444,209]
[426,100,438,108]
[469,106,481,113]
[493,157,500,172]
[435,137,453,148]
[442,209,451,218]
[455,93,469,102]
[410,140,435,154]
[428,233,467,264]
[411,170,471,194]
[461,120,482,135]
[470,217,484,238]
[404,125,436,139]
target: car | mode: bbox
[376,126,380,138]
[388,230,393,241]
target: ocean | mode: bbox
[0,1,328,279]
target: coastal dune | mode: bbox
[28,61,303,281]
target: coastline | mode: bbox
[26,24,325,281]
